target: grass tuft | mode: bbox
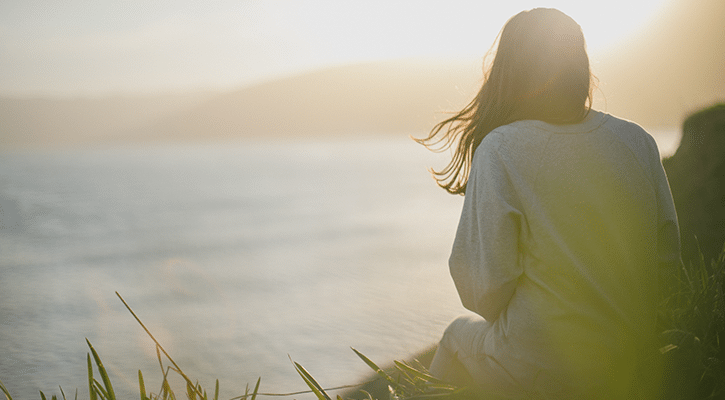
[658,243,725,399]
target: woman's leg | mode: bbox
[429,343,476,387]
[429,315,490,387]
[429,315,526,399]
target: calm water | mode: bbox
[0,136,467,399]
[0,131,680,399]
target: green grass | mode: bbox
[657,244,725,400]
[1,246,724,400]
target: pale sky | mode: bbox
[0,0,673,97]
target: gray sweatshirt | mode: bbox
[448,110,679,394]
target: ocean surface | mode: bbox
[0,131,680,399]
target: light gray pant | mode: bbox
[429,315,523,398]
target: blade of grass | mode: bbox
[293,364,328,400]
[161,377,176,400]
[39,391,47,400]
[393,361,453,388]
[161,366,174,400]
[116,292,203,398]
[359,390,374,400]
[249,378,261,400]
[0,377,14,400]
[213,380,219,400]
[186,381,196,400]
[87,354,98,400]
[155,346,167,396]
[93,379,110,399]
[351,348,397,387]
[292,360,331,400]
[139,370,150,400]
[86,339,116,400]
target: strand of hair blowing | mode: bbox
[415,8,593,195]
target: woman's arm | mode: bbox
[476,277,518,321]
[448,133,524,321]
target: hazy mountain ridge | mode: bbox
[0,93,217,148]
[139,60,481,142]
[0,60,482,148]
[1,0,722,148]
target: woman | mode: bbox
[417,8,680,398]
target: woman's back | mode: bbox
[447,111,678,396]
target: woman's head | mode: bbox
[416,8,594,194]
[489,8,592,122]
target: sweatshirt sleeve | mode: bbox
[449,133,524,320]
[648,137,681,272]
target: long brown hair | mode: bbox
[416,8,595,195]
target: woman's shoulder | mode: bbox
[480,120,554,158]
[484,120,550,146]
[600,111,649,135]
[474,122,552,175]
[599,111,661,156]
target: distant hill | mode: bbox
[0,93,217,148]
[138,60,481,142]
[0,60,481,148]
[1,0,722,148]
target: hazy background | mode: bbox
[0,0,724,398]
[1,0,723,148]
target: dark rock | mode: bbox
[662,103,725,263]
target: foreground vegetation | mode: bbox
[658,245,725,399]
[1,245,724,400]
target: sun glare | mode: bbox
[542,0,672,54]
[449,0,672,57]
